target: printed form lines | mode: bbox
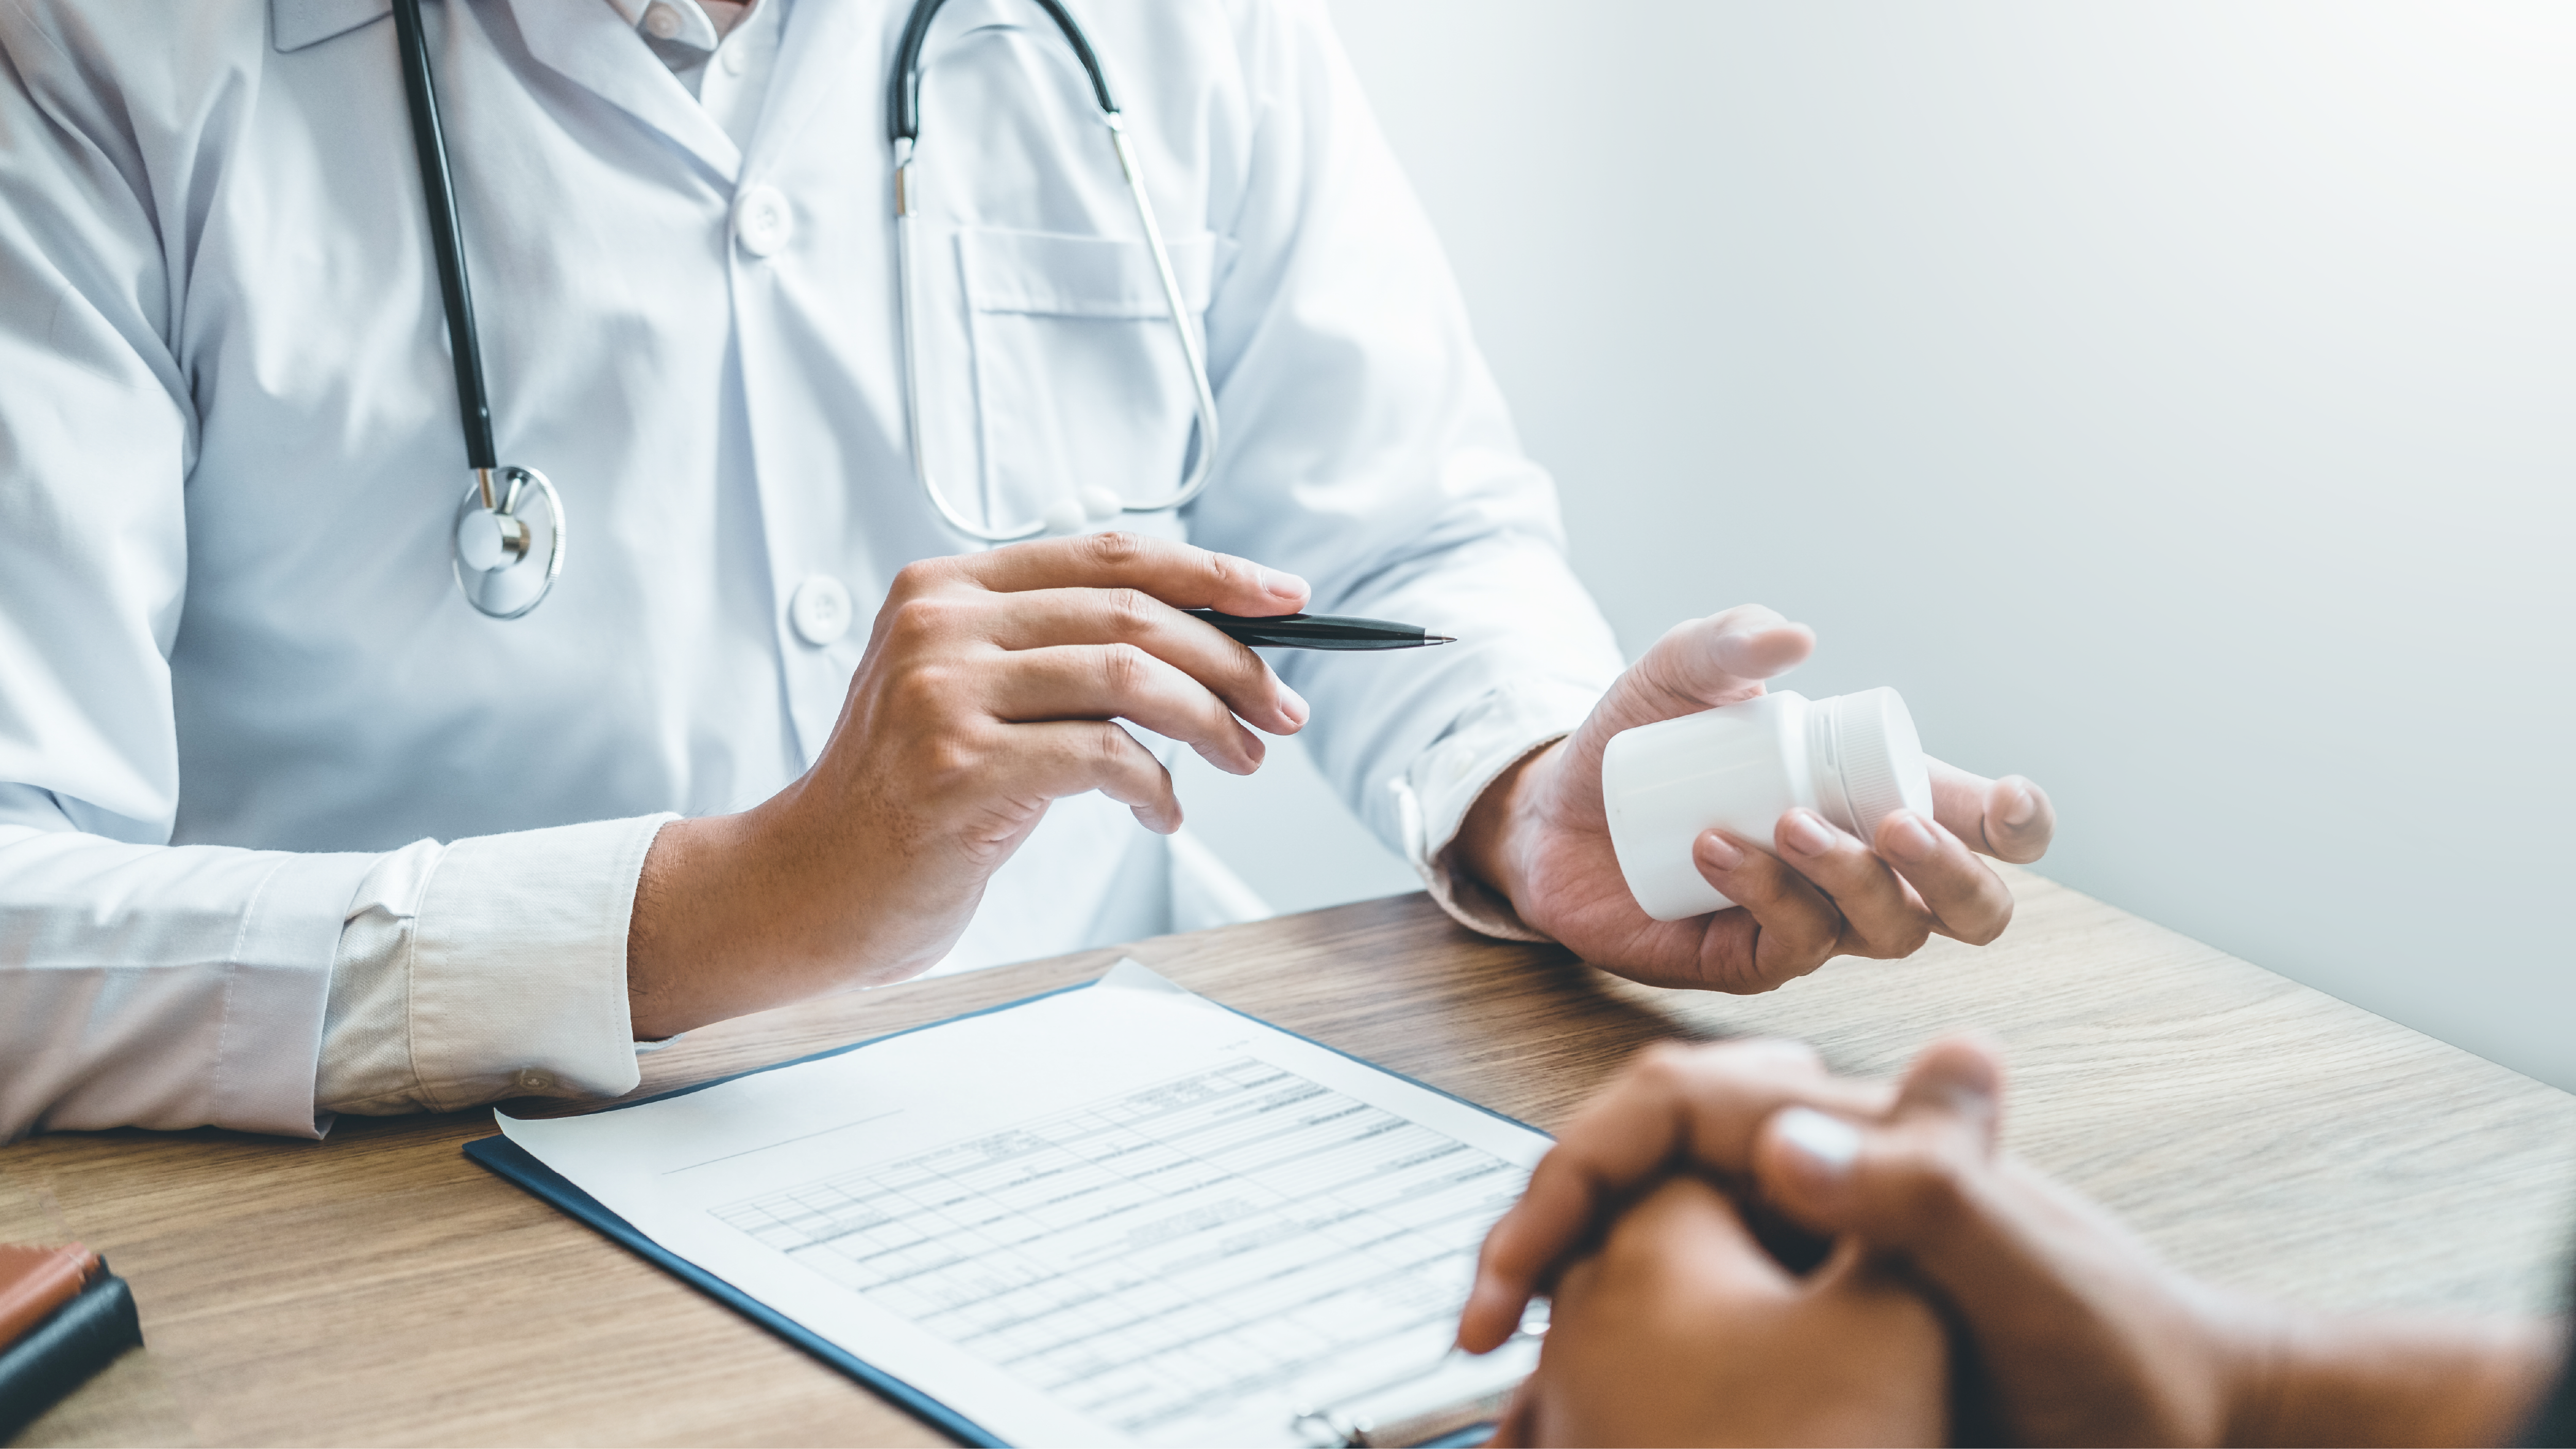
[707,1059,1526,1444]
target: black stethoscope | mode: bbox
[394,0,566,620]
[394,0,1217,620]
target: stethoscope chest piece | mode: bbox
[451,465,566,619]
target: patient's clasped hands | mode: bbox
[1462,1039,2559,1447]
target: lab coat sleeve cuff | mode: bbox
[215,850,384,1138]
[1392,679,1601,944]
[406,814,672,1112]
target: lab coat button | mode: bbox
[720,42,749,75]
[641,3,684,39]
[734,185,793,258]
[791,575,853,646]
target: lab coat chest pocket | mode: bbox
[951,227,1223,530]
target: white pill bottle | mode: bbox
[1600,688,1935,920]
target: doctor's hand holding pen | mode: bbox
[621,538,2054,1038]
[623,533,1312,1039]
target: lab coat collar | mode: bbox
[734,0,876,180]
[741,0,1030,195]
[507,0,744,182]
[271,0,744,182]
[756,0,1036,162]
[272,0,389,52]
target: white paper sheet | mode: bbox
[498,961,1548,1446]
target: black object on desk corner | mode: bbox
[1184,609,1455,651]
[0,1261,143,1442]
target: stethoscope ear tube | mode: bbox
[891,0,1223,543]
[396,0,564,617]
[889,0,1118,144]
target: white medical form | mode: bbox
[491,962,1549,1447]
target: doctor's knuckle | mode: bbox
[1199,549,1244,590]
[888,659,964,717]
[1217,642,1270,691]
[1100,587,1159,636]
[1087,723,1141,771]
[922,732,980,776]
[1096,642,1153,694]
[886,593,966,649]
[888,558,950,600]
[1082,531,1148,572]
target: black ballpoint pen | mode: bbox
[1184,609,1455,651]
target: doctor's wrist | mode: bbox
[626,811,818,1040]
[1453,742,1555,924]
[628,814,743,1040]
[624,790,962,1038]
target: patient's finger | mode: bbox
[1586,1173,1789,1299]
[1458,1039,1889,1353]
[1753,1036,2008,1255]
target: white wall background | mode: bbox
[1173,2,2576,1089]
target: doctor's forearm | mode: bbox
[625,810,855,1041]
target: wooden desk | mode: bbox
[8,868,2573,1446]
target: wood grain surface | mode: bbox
[6,867,2572,1446]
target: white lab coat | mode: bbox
[0,0,1622,1139]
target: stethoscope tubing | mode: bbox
[891,0,1113,142]
[891,0,1223,542]
[397,0,1217,619]
[393,0,501,499]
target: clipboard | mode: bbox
[465,967,1544,1447]
[468,1134,1002,1444]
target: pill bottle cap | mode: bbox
[1827,687,1935,842]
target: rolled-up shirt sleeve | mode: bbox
[318,815,668,1116]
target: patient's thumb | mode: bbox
[1750,1036,2005,1251]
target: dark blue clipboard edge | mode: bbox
[463,969,1551,1448]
